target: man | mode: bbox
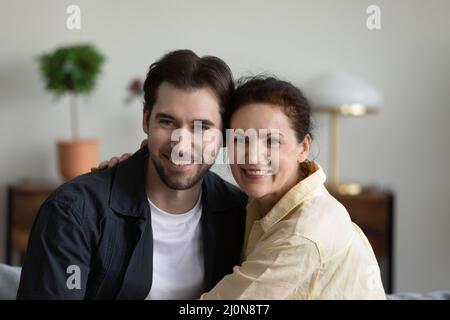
[17,50,247,299]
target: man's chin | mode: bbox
[161,174,203,190]
[158,166,210,190]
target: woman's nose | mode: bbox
[244,140,271,166]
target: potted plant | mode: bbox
[38,44,105,180]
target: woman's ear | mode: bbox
[298,134,312,163]
[142,110,150,134]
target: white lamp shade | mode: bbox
[303,72,383,114]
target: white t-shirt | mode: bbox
[145,193,204,300]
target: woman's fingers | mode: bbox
[119,153,132,162]
[108,157,120,168]
[140,139,148,148]
[91,160,108,172]
[91,152,133,172]
[98,160,109,169]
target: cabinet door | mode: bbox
[333,190,394,293]
[7,182,57,260]
[337,194,390,256]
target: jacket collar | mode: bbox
[109,146,149,217]
[201,170,242,213]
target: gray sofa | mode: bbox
[1,264,449,300]
[0,264,21,300]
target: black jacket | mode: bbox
[17,147,247,299]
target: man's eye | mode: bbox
[194,125,211,131]
[159,119,173,126]
[234,136,249,144]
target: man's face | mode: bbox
[143,82,223,190]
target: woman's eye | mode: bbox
[267,137,280,145]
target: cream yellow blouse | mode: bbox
[201,163,386,300]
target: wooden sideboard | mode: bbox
[5,180,58,265]
[332,189,394,293]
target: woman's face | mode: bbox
[229,103,310,200]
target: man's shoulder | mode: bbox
[204,171,247,208]
[46,168,115,215]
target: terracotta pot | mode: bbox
[57,139,99,180]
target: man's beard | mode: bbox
[151,155,212,190]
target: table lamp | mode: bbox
[303,71,383,195]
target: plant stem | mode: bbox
[70,94,79,139]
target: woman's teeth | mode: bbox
[244,169,273,176]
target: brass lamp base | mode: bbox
[327,183,363,196]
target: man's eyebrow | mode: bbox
[193,119,216,127]
[155,112,176,120]
[156,114,216,127]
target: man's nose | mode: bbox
[171,128,195,158]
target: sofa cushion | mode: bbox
[0,264,21,300]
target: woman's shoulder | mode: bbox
[289,186,356,259]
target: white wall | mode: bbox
[1,0,449,293]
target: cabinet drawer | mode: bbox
[12,191,49,230]
[333,191,392,257]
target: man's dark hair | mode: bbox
[143,49,234,127]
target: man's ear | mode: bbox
[142,110,150,134]
[298,134,312,163]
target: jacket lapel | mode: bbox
[109,146,153,299]
[200,172,229,291]
[200,172,248,291]
[114,215,153,299]
[201,203,216,291]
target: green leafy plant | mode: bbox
[38,44,105,139]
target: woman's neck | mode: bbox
[257,166,308,218]
[257,193,283,217]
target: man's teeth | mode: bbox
[245,169,273,176]
[171,159,193,165]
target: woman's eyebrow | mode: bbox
[264,131,284,137]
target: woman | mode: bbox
[200,76,386,299]
[101,76,386,299]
